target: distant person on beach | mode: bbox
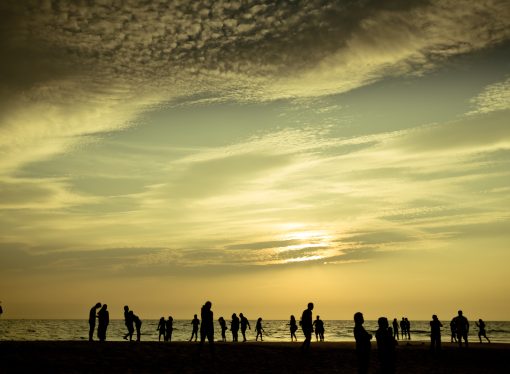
[255,317,264,341]
[392,318,399,340]
[405,318,411,339]
[454,310,469,347]
[400,318,406,340]
[157,317,166,341]
[313,315,325,342]
[218,317,227,342]
[290,315,298,342]
[97,304,109,342]
[240,313,251,342]
[354,312,372,374]
[476,319,490,343]
[376,317,397,374]
[199,301,214,353]
[231,313,240,342]
[130,311,142,341]
[166,316,174,342]
[88,302,101,341]
[450,317,457,343]
[190,314,200,342]
[123,305,134,341]
[300,302,314,352]
[430,314,443,352]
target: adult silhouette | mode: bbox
[166,316,174,342]
[231,313,240,342]
[376,317,396,374]
[157,317,166,341]
[392,318,399,340]
[300,302,314,352]
[450,317,457,343]
[239,313,251,342]
[405,318,411,339]
[88,302,101,341]
[399,318,406,340]
[354,312,372,374]
[218,317,227,342]
[97,304,109,342]
[289,315,298,342]
[476,319,490,343]
[123,306,134,341]
[313,315,325,342]
[130,311,142,341]
[454,310,469,347]
[190,314,200,342]
[199,301,214,353]
[255,317,264,341]
[430,314,443,352]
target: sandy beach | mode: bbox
[0,341,507,373]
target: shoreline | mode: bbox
[1,341,508,373]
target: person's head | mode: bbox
[129,311,134,316]
[316,315,320,320]
[194,314,197,318]
[354,312,364,325]
[479,318,483,322]
[458,310,463,316]
[160,317,164,321]
[95,302,101,308]
[308,302,314,310]
[240,313,244,317]
[101,304,107,311]
[232,313,237,318]
[169,316,173,321]
[124,305,129,311]
[378,317,388,329]
[258,317,262,322]
[291,315,295,321]
[432,314,438,321]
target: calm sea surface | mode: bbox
[1,319,509,343]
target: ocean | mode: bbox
[1,319,509,343]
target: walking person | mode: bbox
[88,302,101,341]
[476,319,490,343]
[255,317,264,341]
[240,313,251,342]
[354,312,372,374]
[430,314,443,352]
[300,302,314,352]
[289,315,298,342]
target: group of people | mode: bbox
[88,303,109,342]
[156,315,173,342]
[448,310,490,346]
[390,317,411,340]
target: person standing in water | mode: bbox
[88,302,101,341]
[476,319,490,343]
[190,314,200,342]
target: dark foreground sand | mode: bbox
[0,341,507,373]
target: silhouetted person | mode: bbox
[430,314,443,352]
[454,310,469,347]
[97,304,109,342]
[88,302,101,341]
[405,318,411,339]
[218,317,227,342]
[392,318,399,340]
[476,319,490,343]
[313,315,325,342]
[130,311,142,341]
[123,306,134,341]
[190,314,200,342]
[300,302,314,352]
[240,313,251,342]
[157,317,166,341]
[376,317,396,374]
[231,313,240,342]
[354,312,372,374]
[166,316,174,342]
[450,317,457,343]
[199,301,214,354]
[400,318,406,340]
[290,315,298,342]
[255,317,264,341]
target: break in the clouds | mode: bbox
[1,0,510,275]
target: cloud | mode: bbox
[468,77,510,115]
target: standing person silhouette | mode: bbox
[199,301,214,354]
[255,317,265,341]
[454,310,469,348]
[218,317,227,342]
[405,318,411,339]
[450,317,457,343]
[392,318,399,340]
[476,319,490,343]
[231,313,240,342]
[376,317,396,374]
[400,318,406,340]
[88,302,101,341]
[190,314,200,342]
[123,306,134,341]
[313,315,325,342]
[239,313,251,342]
[354,312,372,374]
[131,311,142,341]
[430,315,443,352]
[157,317,166,341]
[289,315,298,342]
[300,302,314,352]
[165,316,174,342]
[97,304,109,342]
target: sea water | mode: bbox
[1,319,509,343]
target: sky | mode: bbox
[0,0,509,320]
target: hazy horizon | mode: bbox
[1,1,509,320]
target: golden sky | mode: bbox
[1,0,509,320]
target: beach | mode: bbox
[0,341,507,373]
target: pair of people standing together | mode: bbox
[88,302,108,342]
